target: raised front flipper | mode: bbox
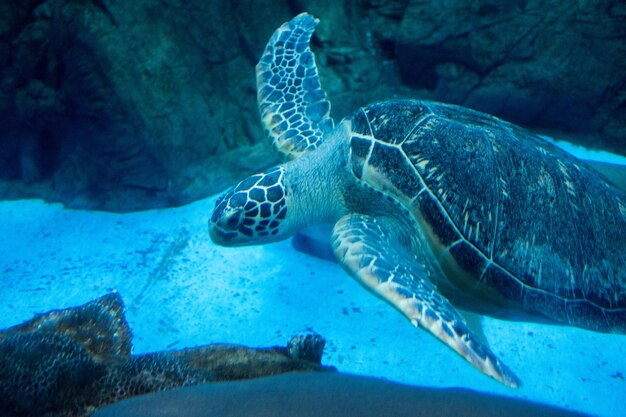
[256,13,334,160]
[331,214,521,387]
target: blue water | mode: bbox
[1,155,625,416]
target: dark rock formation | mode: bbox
[394,0,626,153]
[0,0,624,210]
[0,1,288,210]
[0,293,332,417]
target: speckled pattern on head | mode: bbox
[210,12,626,388]
[210,167,288,243]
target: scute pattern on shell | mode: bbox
[349,99,626,332]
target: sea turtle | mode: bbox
[209,13,626,387]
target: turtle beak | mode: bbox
[209,210,241,246]
[209,196,238,245]
[208,220,225,244]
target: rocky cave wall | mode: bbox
[0,0,624,211]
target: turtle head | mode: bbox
[209,167,291,246]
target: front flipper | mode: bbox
[256,13,334,160]
[331,214,521,388]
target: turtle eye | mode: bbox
[221,209,243,230]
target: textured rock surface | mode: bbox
[394,0,626,153]
[0,293,331,417]
[0,0,289,210]
[0,0,624,210]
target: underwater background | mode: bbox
[1,1,625,416]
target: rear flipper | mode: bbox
[331,214,521,388]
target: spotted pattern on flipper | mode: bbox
[332,214,521,388]
[256,13,334,160]
[210,167,288,242]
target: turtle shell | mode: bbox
[348,99,626,332]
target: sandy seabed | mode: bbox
[1,141,625,417]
